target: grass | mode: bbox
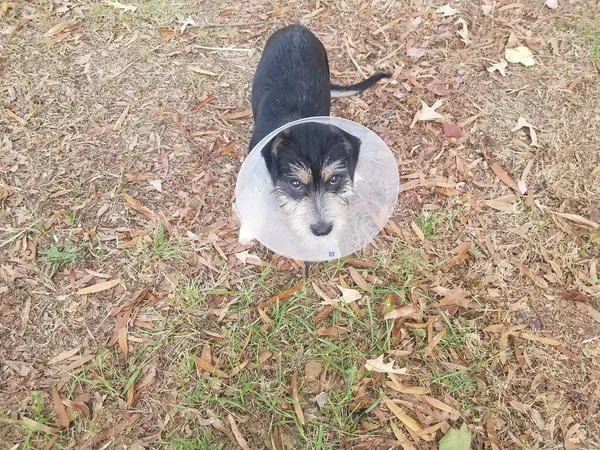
[152,225,182,261]
[38,242,83,275]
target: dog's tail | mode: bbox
[330,73,391,98]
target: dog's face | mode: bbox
[261,123,361,238]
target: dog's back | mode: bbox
[250,25,332,149]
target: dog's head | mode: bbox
[261,123,361,238]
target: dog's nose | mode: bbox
[310,222,333,236]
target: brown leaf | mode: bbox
[576,303,600,323]
[425,328,447,356]
[559,291,589,302]
[235,250,262,266]
[384,305,418,320]
[305,361,322,379]
[382,396,422,432]
[564,423,580,450]
[113,105,130,131]
[200,343,212,364]
[123,193,154,219]
[432,286,471,308]
[76,279,121,295]
[259,282,303,309]
[291,372,305,425]
[489,162,521,194]
[126,383,135,408]
[118,326,128,356]
[188,66,218,76]
[348,266,371,292]
[221,109,252,120]
[259,351,273,364]
[421,395,460,416]
[227,414,251,450]
[273,426,285,450]
[194,356,228,377]
[44,21,71,37]
[51,384,70,428]
[20,417,60,434]
[509,258,548,289]
[257,307,274,329]
[216,140,240,156]
[318,327,347,336]
[42,436,59,450]
[553,212,599,229]
[47,346,82,365]
[441,121,465,138]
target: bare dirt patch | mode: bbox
[1,0,599,449]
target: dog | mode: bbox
[249,24,390,240]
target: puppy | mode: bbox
[249,24,390,239]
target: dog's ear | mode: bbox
[261,133,287,182]
[339,130,361,180]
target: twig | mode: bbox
[344,37,367,79]
[181,22,266,29]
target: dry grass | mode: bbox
[1,0,600,449]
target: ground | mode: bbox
[1,0,600,449]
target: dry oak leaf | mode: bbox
[432,286,472,308]
[505,46,535,67]
[487,60,508,76]
[384,305,418,320]
[437,4,458,16]
[511,117,539,147]
[410,99,445,128]
[235,251,261,266]
[364,355,407,374]
[337,285,362,303]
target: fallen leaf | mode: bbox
[20,417,60,434]
[544,0,558,9]
[487,60,508,76]
[318,327,347,336]
[425,328,447,356]
[235,251,261,266]
[305,361,322,379]
[553,212,599,229]
[382,396,422,432]
[576,303,600,323]
[337,285,362,303]
[291,372,305,425]
[432,286,471,308]
[42,436,58,450]
[489,162,522,193]
[227,414,251,450]
[194,356,228,377]
[406,47,426,59]
[221,109,253,120]
[216,140,240,156]
[364,355,407,374]
[47,346,82,365]
[505,46,535,66]
[118,326,128,355]
[455,18,471,44]
[439,424,471,450]
[123,193,154,218]
[126,384,134,408]
[104,0,137,11]
[348,266,371,292]
[148,179,163,193]
[481,4,494,15]
[511,117,539,146]
[410,100,445,128]
[259,282,303,309]
[384,305,418,320]
[441,121,465,138]
[484,194,519,212]
[76,279,121,295]
[390,420,416,450]
[51,385,70,428]
[437,4,458,16]
[188,66,218,76]
[44,22,71,37]
[564,423,579,450]
[312,391,328,409]
[113,105,130,131]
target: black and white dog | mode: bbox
[250,25,390,239]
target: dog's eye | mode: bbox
[328,175,341,185]
[289,179,302,190]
